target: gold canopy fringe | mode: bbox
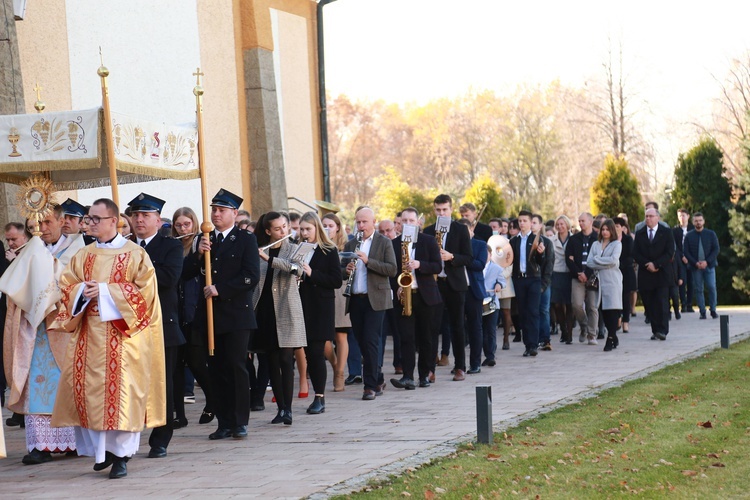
[0,158,101,173]
[114,161,200,181]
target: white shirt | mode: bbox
[519,231,531,273]
[352,233,373,294]
[136,233,157,247]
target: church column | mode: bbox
[239,0,288,214]
[0,0,24,224]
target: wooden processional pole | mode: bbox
[193,67,215,356]
[98,49,121,211]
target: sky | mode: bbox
[323,0,750,183]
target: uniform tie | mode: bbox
[140,240,147,248]
[649,228,654,242]
[217,233,224,245]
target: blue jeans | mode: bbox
[692,267,717,314]
[538,286,551,344]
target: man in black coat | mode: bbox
[128,193,185,458]
[389,207,443,390]
[673,208,694,312]
[633,208,675,340]
[423,194,473,381]
[510,210,548,357]
[185,189,260,440]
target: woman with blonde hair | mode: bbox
[171,207,215,427]
[297,212,342,413]
[119,213,136,241]
[322,213,358,391]
[551,215,575,344]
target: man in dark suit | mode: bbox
[128,193,185,458]
[186,189,260,439]
[423,194,473,381]
[460,202,492,242]
[457,218,488,373]
[345,206,398,400]
[389,207,442,390]
[510,210,548,357]
[673,208,694,313]
[633,208,675,340]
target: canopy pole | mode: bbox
[193,67,215,356]
[98,49,121,214]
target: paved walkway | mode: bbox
[2,308,749,499]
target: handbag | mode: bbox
[585,271,600,291]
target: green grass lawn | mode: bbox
[344,339,750,499]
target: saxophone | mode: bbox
[343,231,364,297]
[397,235,413,316]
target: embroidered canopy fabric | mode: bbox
[0,108,199,189]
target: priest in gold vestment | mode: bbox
[51,198,166,479]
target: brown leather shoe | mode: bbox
[452,369,465,381]
[362,389,376,401]
[437,354,450,366]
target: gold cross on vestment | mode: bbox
[33,82,43,101]
[193,67,204,86]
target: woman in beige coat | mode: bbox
[253,212,307,425]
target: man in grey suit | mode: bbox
[345,207,398,400]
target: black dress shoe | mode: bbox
[172,417,188,429]
[271,410,285,424]
[362,389,376,400]
[199,410,215,424]
[232,425,248,438]
[467,367,481,374]
[208,428,233,440]
[645,317,650,324]
[344,375,363,385]
[418,378,431,388]
[250,403,265,412]
[653,331,666,340]
[282,410,293,425]
[512,332,522,342]
[147,446,167,458]
[481,359,489,366]
[390,377,416,390]
[307,396,326,414]
[6,412,24,427]
[675,311,682,320]
[522,349,530,357]
[711,310,718,319]
[529,349,538,356]
[485,359,496,367]
[22,449,52,465]
[109,457,127,479]
[93,451,116,471]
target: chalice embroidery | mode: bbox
[8,127,22,157]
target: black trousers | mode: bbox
[513,276,541,349]
[396,290,438,381]
[269,347,295,412]
[149,345,180,449]
[304,340,327,395]
[464,292,484,370]
[641,287,670,335]
[349,295,386,392]
[208,330,251,429]
[432,280,466,371]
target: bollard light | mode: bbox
[476,385,493,444]
[720,315,729,349]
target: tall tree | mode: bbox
[590,154,644,223]
[670,137,738,304]
[462,173,506,220]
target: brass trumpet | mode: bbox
[397,235,413,316]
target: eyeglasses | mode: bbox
[83,215,115,225]
[174,223,192,229]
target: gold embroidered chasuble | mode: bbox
[51,241,166,432]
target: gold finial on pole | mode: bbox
[193,66,215,356]
[33,82,45,112]
[97,49,120,212]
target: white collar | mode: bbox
[96,233,128,249]
[136,233,157,247]
[215,227,233,239]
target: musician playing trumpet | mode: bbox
[343,207,397,401]
[389,208,442,391]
